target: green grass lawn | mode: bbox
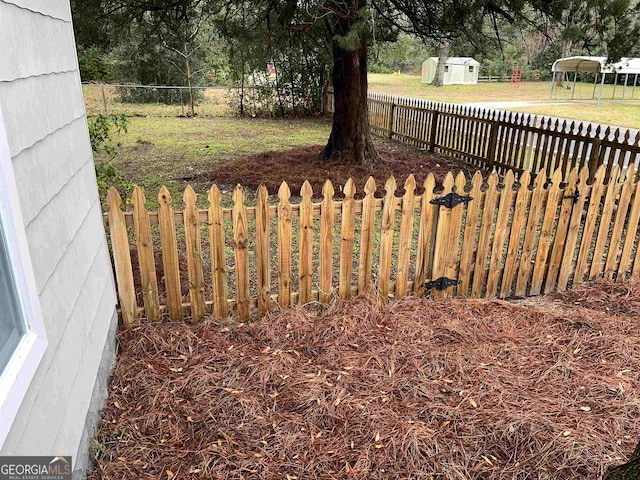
[100,116,332,208]
[367,73,640,128]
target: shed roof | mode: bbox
[425,57,480,66]
[552,56,608,73]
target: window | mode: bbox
[469,66,474,72]
[444,65,449,72]
[0,107,47,448]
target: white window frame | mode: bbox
[0,107,48,448]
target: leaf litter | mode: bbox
[88,280,640,479]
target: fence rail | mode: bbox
[107,163,640,324]
[327,91,640,181]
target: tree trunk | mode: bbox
[555,39,572,87]
[322,1,381,165]
[431,42,450,87]
[185,46,195,118]
[605,438,640,480]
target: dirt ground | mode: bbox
[88,280,640,480]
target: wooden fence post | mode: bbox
[255,185,271,317]
[486,118,499,170]
[107,188,137,325]
[278,181,293,307]
[388,102,396,138]
[428,110,439,152]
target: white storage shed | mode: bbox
[421,57,480,85]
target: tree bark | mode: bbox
[605,438,640,480]
[555,39,572,87]
[431,42,450,87]
[322,1,381,165]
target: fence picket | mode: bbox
[157,186,183,320]
[183,185,206,320]
[131,187,159,321]
[516,170,548,297]
[208,185,228,319]
[256,184,271,317]
[472,172,499,297]
[458,172,483,297]
[358,177,377,292]
[413,174,437,296]
[486,170,515,297]
[528,169,562,295]
[590,165,621,279]
[107,188,137,325]
[557,166,590,291]
[396,175,416,298]
[500,170,531,298]
[232,185,250,320]
[299,180,314,304]
[378,176,397,303]
[278,181,293,307]
[431,173,454,299]
[446,171,467,298]
[618,178,640,280]
[320,180,335,302]
[574,166,606,282]
[339,179,356,299]
[604,165,635,279]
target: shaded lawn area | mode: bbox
[88,280,640,479]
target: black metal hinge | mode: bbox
[563,189,581,204]
[430,192,473,209]
[424,277,462,291]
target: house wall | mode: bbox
[0,1,117,478]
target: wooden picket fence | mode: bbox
[107,163,640,324]
[327,91,640,181]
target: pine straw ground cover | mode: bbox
[89,281,640,480]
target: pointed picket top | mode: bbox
[531,115,537,127]
[208,183,222,204]
[519,169,532,189]
[565,167,578,188]
[613,127,621,142]
[487,170,499,190]
[471,170,483,188]
[301,180,313,199]
[343,178,356,198]
[569,121,575,133]
[322,179,335,199]
[503,169,515,191]
[257,183,269,202]
[550,167,564,186]
[131,185,147,209]
[107,186,123,210]
[278,181,291,203]
[561,120,568,133]
[533,169,547,192]
[383,176,397,198]
[404,174,416,195]
[604,126,612,141]
[158,185,172,206]
[594,125,602,138]
[609,164,622,184]
[585,123,592,136]
[232,184,245,207]
[625,162,636,184]
[454,171,466,197]
[441,171,455,192]
[183,184,197,204]
[364,176,377,196]
[578,164,590,185]
[423,173,436,194]
[624,129,631,144]
[591,164,606,185]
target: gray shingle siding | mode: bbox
[0,0,117,477]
